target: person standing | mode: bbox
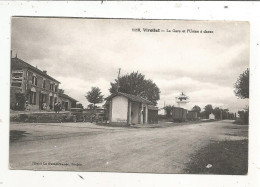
[58,102,62,113]
[25,101,30,111]
[54,102,58,113]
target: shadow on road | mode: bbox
[10,130,30,143]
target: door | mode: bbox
[143,107,146,124]
[64,102,68,111]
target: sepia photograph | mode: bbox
[9,17,249,174]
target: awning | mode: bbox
[31,87,36,92]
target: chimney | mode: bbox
[43,70,47,74]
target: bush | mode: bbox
[236,110,249,125]
[19,114,29,122]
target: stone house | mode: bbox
[10,57,60,111]
[58,92,77,111]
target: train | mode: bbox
[172,107,198,122]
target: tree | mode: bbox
[164,105,173,117]
[192,105,201,116]
[109,71,160,105]
[204,104,213,119]
[222,109,229,119]
[213,107,221,120]
[234,68,249,99]
[87,104,94,110]
[238,109,249,125]
[85,87,104,109]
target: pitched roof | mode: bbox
[106,92,154,105]
[58,93,78,102]
[11,57,60,83]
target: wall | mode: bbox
[111,96,128,123]
[26,70,59,111]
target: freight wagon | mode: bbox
[187,111,198,121]
[148,105,159,124]
[172,107,187,122]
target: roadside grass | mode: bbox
[185,139,248,175]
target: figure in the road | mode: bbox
[54,102,58,113]
[42,102,47,111]
[58,102,62,113]
[49,104,53,111]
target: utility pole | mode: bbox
[117,68,121,93]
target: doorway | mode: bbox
[143,106,146,124]
[64,102,69,111]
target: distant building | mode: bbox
[209,113,215,120]
[105,92,158,125]
[10,56,77,111]
[58,92,77,111]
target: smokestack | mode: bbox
[43,70,47,74]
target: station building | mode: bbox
[105,92,158,125]
[10,56,77,111]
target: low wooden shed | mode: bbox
[105,92,159,125]
[148,105,159,124]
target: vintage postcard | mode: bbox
[9,17,249,174]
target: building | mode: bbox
[147,105,159,124]
[58,92,77,111]
[172,106,187,122]
[10,57,61,111]
[209,113,215,120]
[105,92,158,125]
[175,92,190,108]
[187,110,198,121]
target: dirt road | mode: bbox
[9,120,248,173]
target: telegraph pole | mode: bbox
[117,68,121,93]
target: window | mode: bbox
[12,72,23,78]
[30,91,36,105]
[11,81,22,87]
[32,76,37,86]
[11,70,23,87]
[50,83,54,91]
[43,80,46,89]
[54,85,58,92]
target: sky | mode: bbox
[11,17,249,112]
